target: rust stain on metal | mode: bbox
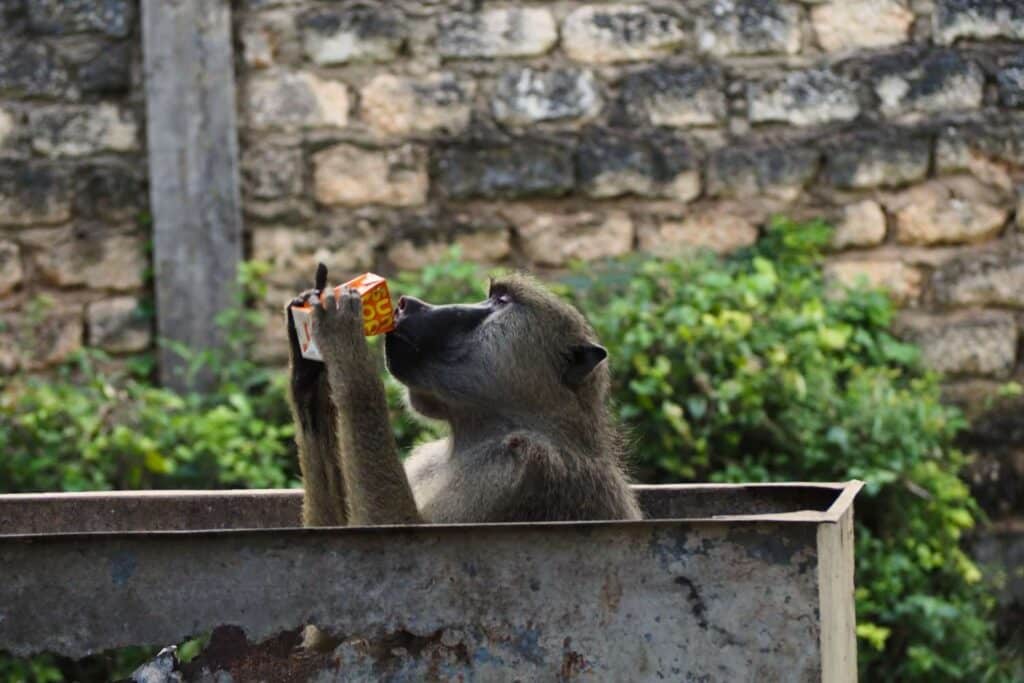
[599,571,623,625]
[559,637,589,680]
[178,626,334,682]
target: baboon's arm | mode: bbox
[286,296,348,527]
[313,288,421,526]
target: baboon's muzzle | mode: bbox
[384,295,493,380]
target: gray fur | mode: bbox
[284,273,642,527]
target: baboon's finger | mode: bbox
[286,306,301,354]
[315,262,328,292]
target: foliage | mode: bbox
[1,226,1016,681]
[0,262,297,494]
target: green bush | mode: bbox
[1,262,298,494]
[0,222,1014,681]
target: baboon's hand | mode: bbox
[286,289,324,395]
[286,263,330,396]
[312,287,368,374]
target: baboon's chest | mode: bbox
[405,442,519,523]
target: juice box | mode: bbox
[290,272,396,362]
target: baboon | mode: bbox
[285,264,642,527]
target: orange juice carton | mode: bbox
[290,272,396,361]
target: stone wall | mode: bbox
[0,0,150,373]
[234,1,1024,382]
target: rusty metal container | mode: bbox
[0,482,861,681]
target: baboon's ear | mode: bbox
[563,343,608,387]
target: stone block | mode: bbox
[959,389,1024,514]
[0,305,84,372]
[996,55,1024,108]
[239,10,296,70]
[562,4,685,64]
[0,162,71,227]
[897,310,1018,377]
[517,210,634,267]
[312,144,427,207]
[27,0,133,38]
[825,260,921,303]
[79,41,131,94]
[247,71,349,130]
[361,72,475,137]
[39,307,84,369]
[936,120,1024,173]
[29,104,138,157]
[577,130,655,198]
[32,225,145,291]
[438,8,556,59]
[433,142,574,200]
[577,130,701,200]
[73,163,143,223]
[933,0,1024,44]
[639,210,758,255]
[824,129,930,189]
[87,296,151,353]
[653,135,704,202]
[251,222,378,288]
[933,250,1024,307]
[697,0,801,57]
[872,50,983,118]
[240,16,273,69]
[388,227,511,271]
[832,200,887,249]
[811,0,914,52]
[748,69,860,127]
[891,180,1008,245]
[619,64,726,127]
[971,521,1024,618]
[0,240,22,296]
[242,146,303,200]
[0,41,68,98]
[966,453,1024,518]
[301,5,405,65]
[492,68,602,126]
[708,143,819,201]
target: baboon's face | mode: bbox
[384,276,606,418]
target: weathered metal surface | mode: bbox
[0,489,302,535]
[142,0,243,391]
[0,483,861,682]
[0,483,848,535]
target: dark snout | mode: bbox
[385,295,492,380]
[392,295,492,342]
